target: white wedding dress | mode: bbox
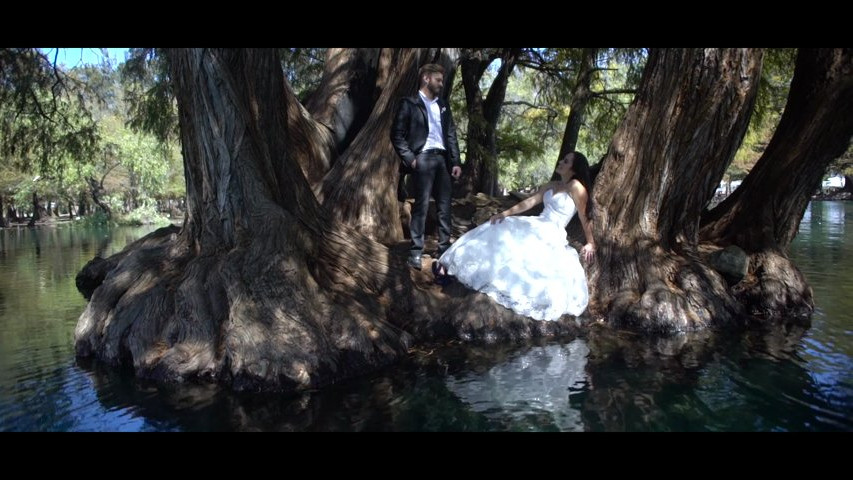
[439,188,589,321]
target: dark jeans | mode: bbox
[409,150,452,259]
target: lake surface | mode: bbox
[1,203,850,431]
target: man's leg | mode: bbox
[433,156,454,257]
[409,154,434,269]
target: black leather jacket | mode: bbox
[391,94,462,173]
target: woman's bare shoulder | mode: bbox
[567,179,587,194]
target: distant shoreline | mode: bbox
[811,191,851,201]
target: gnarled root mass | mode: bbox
[75,227,412,392]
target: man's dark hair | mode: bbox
[418,63,445,86]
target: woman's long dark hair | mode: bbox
[550,151,594,220]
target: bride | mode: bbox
[436,151,595,321]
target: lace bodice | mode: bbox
[539,188,576,228]
[439,186,588,321]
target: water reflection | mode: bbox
[73,319,852,432]
[444,340,589,431]
[76,353,496,431]
[0,223,162,431]
[578,322,852,431]
[1,203,852,431]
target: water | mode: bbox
[0,203,851,431]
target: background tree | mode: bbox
[494,48,644,192]
[723,49,797,188]
[456,48,523,197]
[701,48,853,319]
[826,143,853,192]
[589,48,764,333]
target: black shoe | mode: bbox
[431,260,453,286]
[407,256,422,270]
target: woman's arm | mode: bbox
[569,180,595,263]
[489,183,554,224]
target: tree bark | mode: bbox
[304,48,381,153]
[288,49,378,190]
[283,48,457,243]
[458,48,522,197]
[589,49,763,333]
[75,49,417,392]
[319,48,460,244]
[74,48,583,393]
[701,48,853,320]
[318,49,419,244]
[557,48,598,159]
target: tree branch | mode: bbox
[503,100,560,116]
[592,88,637,96]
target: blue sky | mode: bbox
[39,48,129,68]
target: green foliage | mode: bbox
[828,142,853,177]
[580,49,645,163]
[77,209,111,227]
[751,49,796,133]
[11,177,36,206]
[120,48,177,143]
[116,203,171,227]
[279,48,326,101]
[77,203,170,228]
[1,49,100,177]
[728,49,796,180]
[1,48,185,221]
[0,164,28,197]
[492,48,645,191]
[99,114,173,202]
[496,69,561,190]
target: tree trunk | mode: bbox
[0,196,6,228]
[701,48,853,320]
[589,49,763,333]
[284,48,458,243]
[74,48,418,392]
[558,48,598,159]
[319,48,460,244]
[559,49,601,247]
[304,49,381,154]
[458,48,522,197]
[27,192,40,227]
[87,177,111,219]
[132,173,138,209]
[74,48,582,393]
[317,49,419,244]
[78,192,88,216]
[287,49,378,190]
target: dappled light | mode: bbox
[3,48,848,396]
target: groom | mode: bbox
[391,63,462,270]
